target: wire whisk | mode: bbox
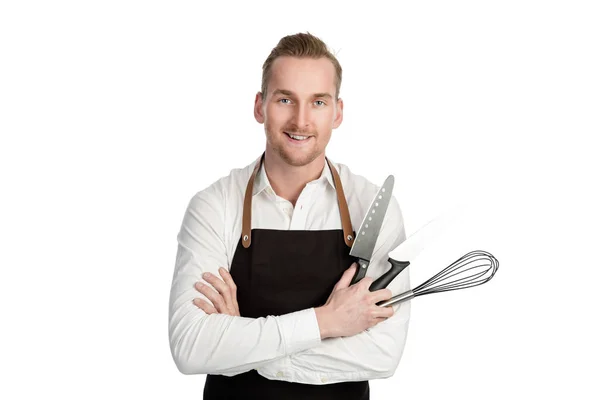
[378,250,499,307]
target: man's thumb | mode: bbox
[336,262,358,290]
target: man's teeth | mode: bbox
[287,133,309,140]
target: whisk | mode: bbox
[378,250,499,307]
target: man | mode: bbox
[168,32,411,399]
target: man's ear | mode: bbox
[333,97,344,129]
[254,92,265,124]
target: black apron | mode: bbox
[203,154,369,400]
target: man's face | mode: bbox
[254,56,343,167]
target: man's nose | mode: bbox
[292,103,310,130]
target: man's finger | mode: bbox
[202,272,233,307]
[218,267,237,291]
[335,263,357,290]
[193,298,218,314]
[369,288,393,304]
[218,267,239,314]
[358,276,374,291]
[370,305,394,319]
[195,282,226,312]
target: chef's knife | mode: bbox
[349,175,399,289]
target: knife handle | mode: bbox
[350,259,370,285]
[369,258,410,291]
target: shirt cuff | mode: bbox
[275,308,322,355]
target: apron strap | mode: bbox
[242,153,354,249]
[326,157,354,247]
[241,154,264,248]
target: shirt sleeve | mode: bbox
[168,187,322,376]
[256,195,410,384]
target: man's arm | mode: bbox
[168,188,322,376]
[256,196,411,384]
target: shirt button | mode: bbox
[321,376,327,383]
[276,371,283,378]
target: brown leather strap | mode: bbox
[241,154,264,248]
[326,158,354,247]
[242,154,354,248]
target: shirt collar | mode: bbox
[252,158,336,197]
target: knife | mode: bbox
[349,175,462,293]
[349,175,405,290]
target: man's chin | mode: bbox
[276,148,320,167]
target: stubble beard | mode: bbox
[266,128,321,167]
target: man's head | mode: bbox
[254,32,344,167]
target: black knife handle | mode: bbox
[369,258,410,291]
[350,259,370,285]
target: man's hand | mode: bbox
[315,263,394,339]
[193,267,240,316]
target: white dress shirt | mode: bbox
[169,154,411,385]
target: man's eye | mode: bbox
[279,99,291,104]
[315,100,325,106]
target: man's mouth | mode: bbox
[284,132,311,141]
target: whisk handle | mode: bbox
[369,258,410,291]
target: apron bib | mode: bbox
[203,154,369,400]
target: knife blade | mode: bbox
[349,175,395,285]
[369,206,465,291]
[388,206,464,261]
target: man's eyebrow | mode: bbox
[272,89,294,97]
[272,89,333,99]
[313,93,333,99]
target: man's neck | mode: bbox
[263,150,325,207]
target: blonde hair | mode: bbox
[261,32,342,100]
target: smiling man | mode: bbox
[168,32,411,400]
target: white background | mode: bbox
[1,0,598,398]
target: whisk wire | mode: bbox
[414,250,498,297]
[379,250,499,306]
